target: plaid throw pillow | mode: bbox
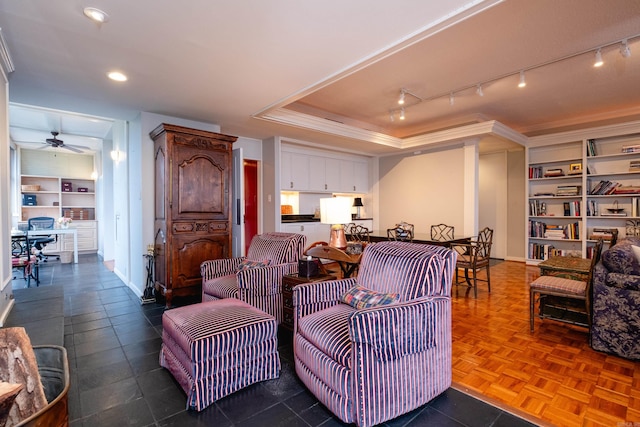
[341,285,399,309]
[236,259,271,271]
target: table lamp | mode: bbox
[353,197,363,219]
[320,197,352,249]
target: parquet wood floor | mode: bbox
[451,260,640,427]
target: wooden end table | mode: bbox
[538,256,591,281]
[282,273,336,331]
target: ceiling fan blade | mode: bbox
[61,145,83,153]
[36,143,50,150]
[67,144,91,150]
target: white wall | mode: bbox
[117,113,221,298]
[378,147,466,235]
[0,64,13,325]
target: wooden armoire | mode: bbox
[150,123,237,307]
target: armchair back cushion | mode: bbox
[246,232,306,264]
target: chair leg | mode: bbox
[472,268,478,298]
[530,289,535,332]
[486,265,491,293]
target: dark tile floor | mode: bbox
[6,254,539,427]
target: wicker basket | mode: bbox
[21,185,40,192]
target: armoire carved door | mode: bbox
[150,123,237,307]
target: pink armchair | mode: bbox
[201,232,306,323]
[293,241,457,427]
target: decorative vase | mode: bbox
[61,223,69,229]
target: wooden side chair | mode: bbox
[529,239,603,332]
[387,222,414,242]
[451,227,493,298]
[430,223,454,242]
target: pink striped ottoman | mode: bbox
[159,298,280,411]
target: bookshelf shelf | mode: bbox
[527,130,640,263]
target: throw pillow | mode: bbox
[236,259,271,271]
[341,285,399,309]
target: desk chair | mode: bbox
[27,217,60,262]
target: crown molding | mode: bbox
[528,119,640,146]
[0,28,15,74]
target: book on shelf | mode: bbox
[633,197,639,217]
[563,200,581,216]
[587,200,598,216]
[589,180,620,195]
[629,160,640,172]
[544,168,564,177]
[589,228,617,241]
[556,185,580,196]
[621,144,640,153]
[587,139,597,157]
[613,185,640,194]
[534,192,555,197]
[529,166,543,179]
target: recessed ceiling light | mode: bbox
[107,71,128,82]
[83,7,109,23]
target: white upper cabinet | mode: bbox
[281,151,310,191]
[281,147,369,193]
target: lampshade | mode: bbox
[353,197,363,207]
[320,197,352,225]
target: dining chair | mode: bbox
[451,227,493,298]
[430,224,454,242]
[529,239,603,332]
[345,223,371,243]
[387,222,414,242]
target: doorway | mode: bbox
[243,159,258,255]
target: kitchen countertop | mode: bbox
[281,215,373,223]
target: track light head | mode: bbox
[594,49,604,67]
[398,89,405,105]
[399,108,405,120]
[518,71,526,88]
[449,93,455,106]
[389,112,395,122]
[620,39,631,58]
[476,84,484,97]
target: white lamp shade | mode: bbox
[320,197,352,225]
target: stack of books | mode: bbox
[630,160,640,173]
[589,228,617,241]
[612,185,640,194]
[621,143,640,153]
[544,168,564,177]
[544,224,566,239]
[589,180,620,195]
[556,185,580,196]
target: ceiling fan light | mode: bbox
[594,49,604,67]
[83,7,109,23]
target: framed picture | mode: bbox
[569,163,582,174]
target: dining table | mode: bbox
[367,230,473,247]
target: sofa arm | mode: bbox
[236,262,298,296]
[605,273,640,291]
[293,278,357,319]
[200,257,245,281]
[349,297,448,362]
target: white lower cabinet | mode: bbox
[281,222,331,247]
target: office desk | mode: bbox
[12,228,79,263]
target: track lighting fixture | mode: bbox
[398,89,405,105]
[399,108,405,120]
[449,93,455,106]
[620,39,631,58]
[389,112,395,122]
[594,49,604,67]
[518,71,526,88]
[476,84,484,97]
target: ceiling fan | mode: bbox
[40,131,90,153]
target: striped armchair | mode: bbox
[201,232,306,323]
[293,241,457,427]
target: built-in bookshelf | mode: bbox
[526,126,640,264]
